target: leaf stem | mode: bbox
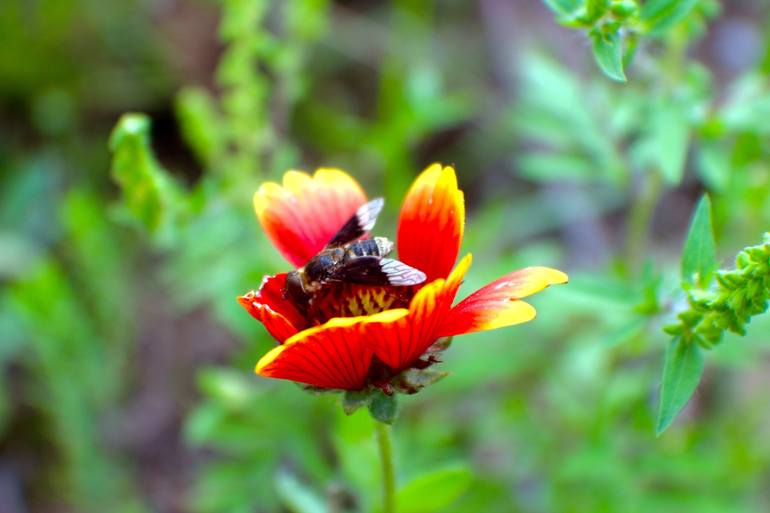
[375,421,396,513]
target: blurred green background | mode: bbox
[2,0,770,512]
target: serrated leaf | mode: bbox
[109,113,185,237]
[396,466,473,513]
[591,31,627,82]
[641,0,700,34]
[656,337,704,435]
[368,392,398,425]
[681,195,717,288]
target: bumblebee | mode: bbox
[284,198,426,310]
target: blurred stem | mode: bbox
[624,171,663,274]
[622,22,687,273]
[375,421,396,513]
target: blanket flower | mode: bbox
[239,164,567,392]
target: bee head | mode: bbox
[285,270,309,301]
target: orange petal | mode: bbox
[368,254,472,371]
[255,310,409,390]
[439,267,568,336]
[238,273,306,342]
[254,169,368,267]
[397,163,465,282]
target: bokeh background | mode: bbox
[3,1,770,512]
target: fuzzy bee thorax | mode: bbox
[282,198,426,318]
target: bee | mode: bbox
[284,198,426,311]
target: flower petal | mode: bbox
[368,254,472,371]
[238,273,306,342]
[255,309,409,390]
[397,163,465,282]
[254,169,368,267]
[439,267,568,336]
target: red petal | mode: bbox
[255,310,408,390]
[368,255,472,371]
[238,273,306,342]
[439,267,568,336]
[254,169,368,267]
[397,164,465,282]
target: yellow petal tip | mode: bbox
[255,344,287,375]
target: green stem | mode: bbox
[623,170,663,274]
[375,421,396,513]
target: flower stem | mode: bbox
[375,421,396,513]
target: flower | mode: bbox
[238,164,567,392]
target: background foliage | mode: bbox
[2,1,770,512]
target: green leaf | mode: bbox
[109,113,185,237]
[368,391,398,425]
[649,98,690,185]
[542,0,582,16]
[198,368,256,409]
[275,470,328,513]
[610,0,638,19]
[586,0,610,22]
[591,31,627,82]
[175,87,225,167]
[681,195,717,288]
[600,317,646,347]
[640,0,700,34]
[696,140,730,191]
[0,232,43,279]
[656,337,704,435]
[396,466,473,513]
[519,153,602,183]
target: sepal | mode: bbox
[393,368,450,395]
[342,389,373,415]
[368,391,399,425]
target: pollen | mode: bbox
[308,283,412,324]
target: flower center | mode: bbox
[306,283,413,325]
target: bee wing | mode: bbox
[330,256,426,287]
[327,198,384,247]
[379,258,427,286]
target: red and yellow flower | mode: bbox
[239,164,567,392]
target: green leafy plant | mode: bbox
[5,0,770,511]
[542,0,719,81]
[658,196,770,433]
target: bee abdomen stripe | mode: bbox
[360,239,380,256]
